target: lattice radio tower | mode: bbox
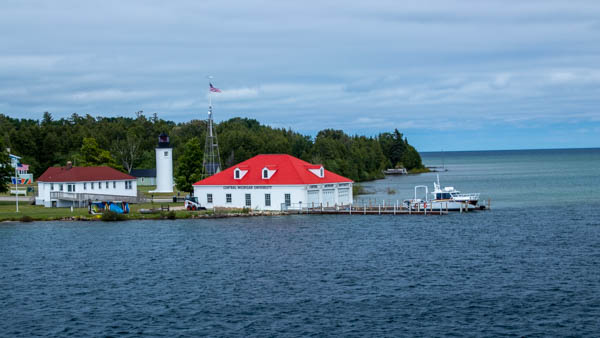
[202,80,222,178]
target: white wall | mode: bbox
[36,179,137,207]
[155,148,173,192]
[193,183,353,210]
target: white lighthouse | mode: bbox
[152,132,173,193]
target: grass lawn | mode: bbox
[0,200,225,222]
[0,201,90,221]
[137,185,188,198]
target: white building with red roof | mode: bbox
[36,163,137,207]
[193,154,353,210]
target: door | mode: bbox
[307,190,319,207]
[322,189,335,206]
[338,188,349,205]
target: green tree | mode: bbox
[401,145,424,170]
[113,133,142,173]
[0,141,12,193]
[79,137,121,170]
[175,137,203,193]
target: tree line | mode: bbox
[0,112,425,193]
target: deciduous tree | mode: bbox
[175,137,203,193]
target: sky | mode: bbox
[1,0,599,151]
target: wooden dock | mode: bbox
[283,200,490,216]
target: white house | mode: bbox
[193,154,353,210]
[36,163,138,208]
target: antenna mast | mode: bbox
[202,77,222,178]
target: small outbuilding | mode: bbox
[192,154,353,210]
[130,168,157,186]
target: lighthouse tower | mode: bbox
[153,132,173,193]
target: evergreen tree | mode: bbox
[0,113,426,183]
[0,140,11,193]
[175,137,203,193]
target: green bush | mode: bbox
[20,215,34,222]
[101,211,127,222]
[161,211,176,219]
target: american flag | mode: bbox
[209,83,221,93]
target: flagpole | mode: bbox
[15,166,19,213]
[207,75,213,113]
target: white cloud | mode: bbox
[0,0,599,150]
[66,89,157,102]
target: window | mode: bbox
[320,167,324,177]
[72,184,76,192]
[60,184,64,191]
[91,182,94,190]
[125,181,133,190]
[164,151,169,157]
[98,182,102,190]
[106,182,109,189]
[207,194,213,203]
[245,194,251,207]
[235,170,240,179]
[226,193,232,203]
[50,183,54,190]
[285,193,291,207]
[67,184,72,192]
[263,169,268,179]
[113,181,116,188]
[83,183,87,190]
[265,193,271,206]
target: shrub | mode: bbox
[101,211,127,222]
[20,215,34,222]
[160,211,177,219]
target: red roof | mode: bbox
[194,154,353,186]
[38,166,135,182]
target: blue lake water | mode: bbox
[1,148,600,336]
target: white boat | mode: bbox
[404,175,480,211]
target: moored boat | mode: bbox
[403,175,480,211]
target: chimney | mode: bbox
[66,161,73,170]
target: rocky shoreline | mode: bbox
[1,211,290,223]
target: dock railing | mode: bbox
[282,199,450,216]
[50,191,143,207]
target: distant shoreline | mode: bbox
[420,147,600,154]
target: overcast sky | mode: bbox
[1,0,599,151]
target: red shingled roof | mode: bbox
[193,154,353,186]
[38,166,135,182]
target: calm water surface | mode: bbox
[1,149,599,337]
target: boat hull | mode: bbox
[405,200,478,211]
